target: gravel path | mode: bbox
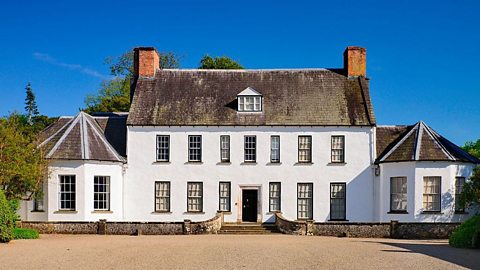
[1,234,479,269]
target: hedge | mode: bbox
[0,190,15,243]
[449,215,480,249]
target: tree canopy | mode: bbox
[83,50,181,114]
[462,139,480,159]
[198,55,244,69]
[460,166,480,213]
[0,113,49,200]
[24,82,39,125]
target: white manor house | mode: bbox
[19,46,479,224]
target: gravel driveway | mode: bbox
[1,234,479,269]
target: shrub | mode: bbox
[0,190,15,243]
[13,228,39,239]
[449,215,480,249]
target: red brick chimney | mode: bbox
[344,46,366,77]
[133,47,160,77]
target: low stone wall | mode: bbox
[313,222,390,238]
[391,221,460,239]
[275,213,459,239]
[19,212,224,235]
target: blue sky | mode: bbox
[0,0,478,145]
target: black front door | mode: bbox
[242,190,258,222]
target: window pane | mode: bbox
[298,136,312,162]
[390,177,407,211]
[423,177,441,211]
[331,136,345,163]
[188,136,202,162]
[244,136,256,162]
[219,182,230,211]
[220,135,230,162]
[271,136,280,162]
[269,183,281,212]
[59,175,76,211]
[188,182,203,212]
[330,183,346,220]
[297,183,313,219]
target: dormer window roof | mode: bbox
[237,87,262,112]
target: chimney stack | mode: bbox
[344,46,366,77]
[133,47,160,78]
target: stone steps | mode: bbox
[218,223,281,234]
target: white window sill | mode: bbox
[91,210,113,214]
[54,210,78,214]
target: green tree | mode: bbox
[0,190,15,243]
[0,113,48,200]
[84,50,181,114]
[198,55,244,69]
[463,139,480,159]
[460,166,480,212]
[24,82,39,125]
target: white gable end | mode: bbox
[237,87,262,96]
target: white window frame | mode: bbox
[298,136,312,163]
[59,175,76,211]
[156,135,170,162]
[155,181,170,212]
[297,183,313,220]
[94,176,110,211]
[244,135,256,162]
[331,135,345,163]
[188,135,202,162]
[390,177,407,212]
[330,183,346,220]
[270,136,280,163]
[187,182,203,212]
[220,135,230,162]
[238,96,262,112]
[423,176,441,212]
[219,182,231,212]
[269,182,281,212]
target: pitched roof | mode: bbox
[376,122,480,164]
[38,112,126,162]
[128,69,376,126]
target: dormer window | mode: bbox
[237,87,262,112]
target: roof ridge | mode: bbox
[421,122,455,161]
[85,113,125,162]
[159,68,330,72]
[46,113,82,158]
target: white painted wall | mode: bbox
[125,126,375,222]
[377,161,475,222]
[18,160,125,222]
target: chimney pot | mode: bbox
[344,46,366,77]
[134,47,160,78]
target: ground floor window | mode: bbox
[269,182,281,212]
[187,182,203,212]
[219,182,231,212]
[94,176,110,211]
[390,177,407,212]
[455,177,465,212]
[330,183,346,220]
[423,176,441,212]
[297,183,313,219]
[59,175,76,210]
[33,183,44,211]
[155,181,170,212]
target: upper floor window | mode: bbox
[270,136,280,163]
[156,135,170,162]
[188,135,202,162]
[331,135,345,163]
[237,87,262,112]
[220,135,230,163]
[244,135,257,162]
[298,136,312,163]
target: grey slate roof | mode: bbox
[128,69,376,126]
[376,122,480,164]
[38,112,126,162]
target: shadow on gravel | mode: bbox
[377,241,480,269]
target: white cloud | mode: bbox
[33,52,111,80]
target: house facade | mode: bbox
[18,46,479,224]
